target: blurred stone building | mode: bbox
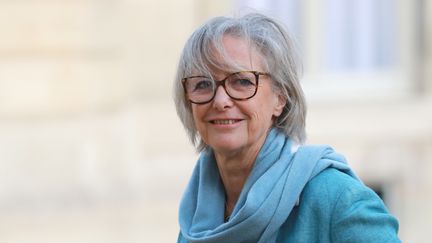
[0,0,431,242]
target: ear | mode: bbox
[272,94,286,117]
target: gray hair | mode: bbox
[173,13,307,151]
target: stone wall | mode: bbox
[0,0,430,242]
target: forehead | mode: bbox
[219,35,261,69]
[213,35,261,71]
[191,35,266,77]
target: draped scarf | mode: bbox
[179,128,359,243]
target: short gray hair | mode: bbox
[173,13,307,151]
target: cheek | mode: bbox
[191,104,203,120]
[191,107,198,121]
[263,93,278,113]
[191,105,207,131]
[248,104,274,129]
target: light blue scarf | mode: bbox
[179,128,359,243]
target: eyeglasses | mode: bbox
[182,71,269,104]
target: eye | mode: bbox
[235,78,254,87]
[193,79,213,91]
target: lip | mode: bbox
[207,118,244,126]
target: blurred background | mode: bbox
[0,0,431,242]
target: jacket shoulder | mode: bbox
[302,168,400,242]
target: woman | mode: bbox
[174,13,400,242]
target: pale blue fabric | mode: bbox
[178,128,399,242]
[275,168,401,242]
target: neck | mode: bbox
[214,145,261,218]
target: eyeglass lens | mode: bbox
[184,71,259,104]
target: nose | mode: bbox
[212,86,233,111]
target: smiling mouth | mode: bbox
[210,119,242,125]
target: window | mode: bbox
[234,0,419,101]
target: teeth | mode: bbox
[213,120,238,125]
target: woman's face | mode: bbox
[191,35,286,156]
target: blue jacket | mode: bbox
[179,168,400,242]
[276,168,400,242]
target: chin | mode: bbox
[209,139,244,154]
